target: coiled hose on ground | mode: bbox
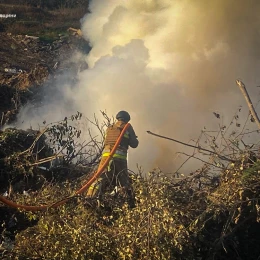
[0,123,131,211]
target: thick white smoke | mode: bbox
[15,0,260,173]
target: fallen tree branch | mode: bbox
[236,79,260,130]
[146,131,236,162]
[29,154,64,167]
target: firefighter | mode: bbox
[87,111,139,206]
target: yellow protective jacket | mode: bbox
[102,120,139,160]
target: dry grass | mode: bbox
[51,6,88,20]
[0,4,86,36]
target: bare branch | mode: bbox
[147,131,236,162]
[236,79,260,130]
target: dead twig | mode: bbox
[177,152,226,169]
[236,80,260,130]
[147,131,236,162]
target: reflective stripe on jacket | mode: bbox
[102,149,127,160]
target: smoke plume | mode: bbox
[16,0,260,173]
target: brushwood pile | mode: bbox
[0,122,260,259]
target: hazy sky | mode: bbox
[16,0,260,173]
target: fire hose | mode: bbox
[0,123,131,211]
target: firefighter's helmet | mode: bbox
[116,111,131,122]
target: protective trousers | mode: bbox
[86,157,131,198]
